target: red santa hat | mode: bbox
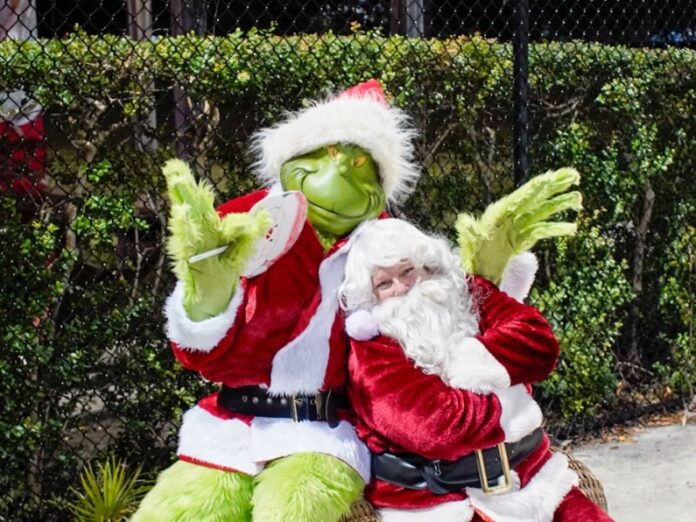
[250,80,420,206]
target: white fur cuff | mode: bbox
[499,252,538,302]
[164,281,244,352]
[445,336,511,393]
[177,405,262,476]
[345,310,380,341]
[495,384,543,442]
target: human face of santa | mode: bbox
[371,260,432,302]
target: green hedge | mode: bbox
[1,31,694,519]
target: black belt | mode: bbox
[217,385,346,428]
[372,427,544,496]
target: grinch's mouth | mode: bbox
[306,200,366,219]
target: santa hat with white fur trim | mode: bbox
[250,80,420,206]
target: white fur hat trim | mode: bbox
[250,91,420,206]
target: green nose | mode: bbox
[302,162,369,217]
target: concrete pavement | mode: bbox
[572,422,696,521]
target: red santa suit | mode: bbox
[347,276,614,521]
[164,186,372,482]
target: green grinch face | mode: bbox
[280,144,386,237]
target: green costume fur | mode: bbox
[132,455,361,522]
[252,453,363,522]
[131,460,254,522]
[164,159,271,320]
[456,167,582,284]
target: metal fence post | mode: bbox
[127,0,157,152]
[513,0,530,186]
[406,0,426,37]
[390,0,426,36]
[170,0,208,160]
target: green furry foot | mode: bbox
[131,460,253,522]
[252,453,364,522]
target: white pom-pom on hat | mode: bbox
[345,310,380,341]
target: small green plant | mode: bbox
[66,458,151,522]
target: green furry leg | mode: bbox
[131,460,254,522]
[252,453,364,522]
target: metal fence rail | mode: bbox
[1,1,694,519]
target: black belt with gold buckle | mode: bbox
[217,385,346,428]
[371,427,544,496]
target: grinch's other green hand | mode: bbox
[456,168,582,284]
[164,159,270,321]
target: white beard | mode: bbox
[371,274,480,379]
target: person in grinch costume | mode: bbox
[133,80,583,522]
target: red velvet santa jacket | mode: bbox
[346,277,579,520]
[164,188,370,481]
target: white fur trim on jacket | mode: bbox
[177,405,262,476]
[379,499,474,522]
[444,336,511,393]
[345,310,380,341]
[250,96,420,206]
[499,252,538,303]
[466,452,578,522]
[269,220,373,394]
[164,281,244,352]
[495,384,543,443]
[176,405,371,482]
[249,417,371,483]
[268,245,347,394]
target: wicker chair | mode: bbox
[341,447,607,522]
[554,447,608,511]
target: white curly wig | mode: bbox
[340,218,464,313]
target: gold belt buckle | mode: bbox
[289,394,299,422]
[290,393,325,422]
[314,392,325,420]
[474,443,513,496]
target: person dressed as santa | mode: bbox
[340,218,614,522]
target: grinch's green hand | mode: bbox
[163,159,271,321]
[456,168,582,284]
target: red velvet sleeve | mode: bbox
[471,276,560,385]
[348,336,506,461]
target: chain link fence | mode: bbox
[1,1,694,519]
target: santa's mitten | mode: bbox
[345,310,380,341]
